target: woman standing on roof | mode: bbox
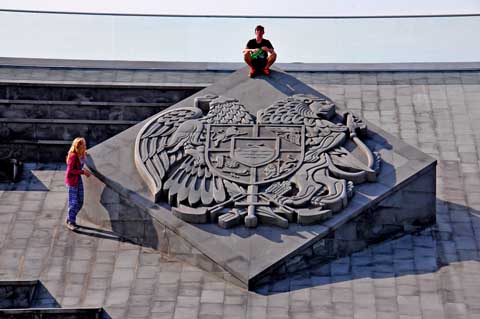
[65,137,90,230]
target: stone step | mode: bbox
[0,281,107,318]
[1,140,89,162]
[0,83,200,104]
[0,280,38,309]
[0,83,202,163]
[0,118,138,125]
[0,280,59,309]
[0,99,171,107]
[0,308,105,319]
[0,158,22,183]
[0,118,136,144]
[0,99,171,121]
[3,139,71,145]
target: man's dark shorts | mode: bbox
[252,58,267,71]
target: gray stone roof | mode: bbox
[1,57,480,88]
[1,57,480,318]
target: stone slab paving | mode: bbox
[0,66,225,88]
[0,70,480,318]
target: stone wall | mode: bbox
[251,166,436,288]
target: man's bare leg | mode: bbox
[244,53,257,77]
[265,52,277,70]
[244,53,254,68]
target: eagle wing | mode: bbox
[202,96,255,125]
[163,96,255,206]
[135,106,204,202]
[135,95,255,206]
[257,94,317,125]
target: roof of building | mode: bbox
[1,56,480,318]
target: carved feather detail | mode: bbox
[134,93,380,229]
[134,95,254,205]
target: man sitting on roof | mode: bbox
[243,25,277,77]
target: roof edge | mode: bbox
[1,57,480,72]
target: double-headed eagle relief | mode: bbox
[135,94,381,228]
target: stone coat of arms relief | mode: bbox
[135,94,381,228]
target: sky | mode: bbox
[0,0,479,16]
[0,2,479,63]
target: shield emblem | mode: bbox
[206,124,305,185]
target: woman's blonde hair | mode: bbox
[66,137,87,163]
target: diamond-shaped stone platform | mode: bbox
[82,67,436,289]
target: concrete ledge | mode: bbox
[3,139,72,145]
[0,280,39,286]
[0,99,171,107]
[0,118,139,125]
[0,79,209,89]
[0,99,175,123]
[0,141,71,162]
[0,119,133,147]
[0,308,105,319]
[1,57,480,72]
